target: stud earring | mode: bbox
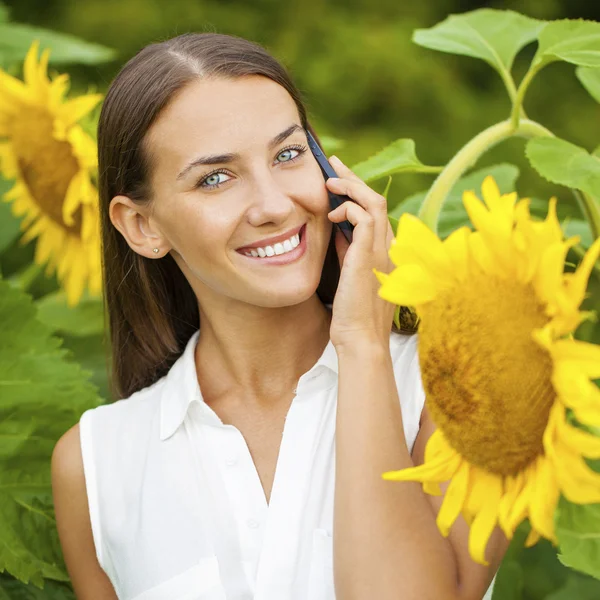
[152,248,159,254]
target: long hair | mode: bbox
[98,32,411,402]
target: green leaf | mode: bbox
[490,560,524,599]
[546,574,600,600]
[556,495,600,580]
[389,163,519,239]
[0,276,103,585]
[0,23,116,65]
[35,290,105,338]
[350,139,442,183]
[562,218,594,249]
[577,67,600,103]
[533,20,600,69]
[413,9,544,87]
[0,571,75,598]
[316,134,346,155]
[526,137,600,199]
[0,178,22,256]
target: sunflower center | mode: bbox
[11,108,82,234]
[418,270,556,476]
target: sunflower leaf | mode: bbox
[389,163,520,239]
[0,23,116,66]
[576,67,600,103]
[0,572,75,598]
[526,137,600,200]
[545,573,600,600]
[35,290,105,338]
[413,9,544,89]
[0,177,22,256]
[0,276,103,586]
[532,20,600,69]
[350,139,442,182]
[556,496,600,581]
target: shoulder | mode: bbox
[51,421,83,486]
[80,376,167,439]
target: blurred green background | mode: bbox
[4,0,600,205]
[1,1,599,598]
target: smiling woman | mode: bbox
[51,31,503,600]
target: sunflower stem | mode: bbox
[572,190,600,242]
[510,64,544,129]
[418,119,553,235]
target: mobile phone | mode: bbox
[305,129,354,244]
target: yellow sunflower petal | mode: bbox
[442,226,470,283]
[377,263,439,306]
[24,41,42,93]
[467,231,496,275]
[504,465,535,533]
[466,471,503,566]
[557,414,600,459]
[524,528,541,547]
[56,94,103,130]
[436,460,470,536]
[563,237,600,308]
[528,456,559,543]
[552,338,600,379]
[49,73,70,112]
[382,448,461,483]
[498,471,525,538]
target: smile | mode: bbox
[237,224,307,265]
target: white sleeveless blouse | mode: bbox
[79,330,427,600]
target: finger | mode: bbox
[329,155,364,184]
[329,201,375,257]
[326,176,388,256]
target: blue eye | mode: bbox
[195,143,308,191]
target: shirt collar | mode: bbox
[159,329,339,441]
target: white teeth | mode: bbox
[243,230,302,258]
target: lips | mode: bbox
[236,223,304,252]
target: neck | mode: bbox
[194,294,332,406]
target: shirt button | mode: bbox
[247,519,260,529]
[225,456,237,466]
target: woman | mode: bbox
[51,32,509,600]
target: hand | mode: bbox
[326,155,397,351]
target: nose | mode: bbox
[244,168,296,225]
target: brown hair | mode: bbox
[98,32,413,402]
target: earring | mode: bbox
[152,248,159,254]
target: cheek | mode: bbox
[159,203,231,255]
[290,168,330,215]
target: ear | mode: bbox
[109,195,170,259]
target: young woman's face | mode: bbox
[144,75,333,308]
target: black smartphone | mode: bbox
[305,129,354,244]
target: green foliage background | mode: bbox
[0,0,599,598]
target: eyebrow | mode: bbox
[176,123,305,181]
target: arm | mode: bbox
[333,341,509,600]
[51,423,118,600]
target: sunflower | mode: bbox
[374,175,600,565]
[0,41,103,306]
